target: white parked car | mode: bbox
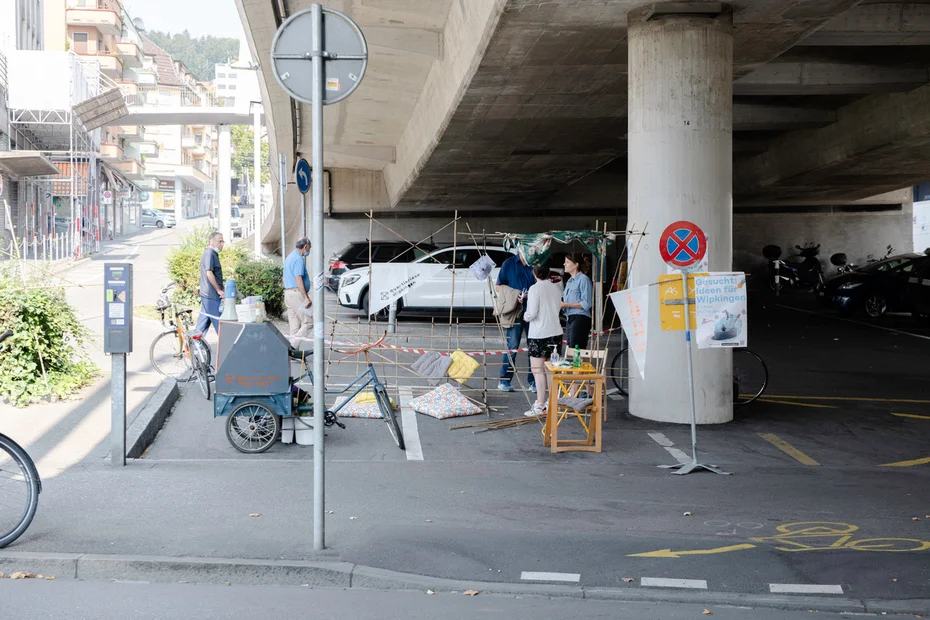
[141,208,176,228]
[337,245,563,317]
[230,206,242,237]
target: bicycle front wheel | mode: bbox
[374,383,405,451]
[191,340,212,400]
[609,348,630,397]
[733,349,768,406]
[150,330,193,382]
[0,433,40,549]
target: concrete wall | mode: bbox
[915,200,930,254]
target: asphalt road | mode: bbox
[0,579,920,620]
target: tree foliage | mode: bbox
[231,125,271,185]
[145,29,238,82]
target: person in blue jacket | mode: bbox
[496,251,537,392]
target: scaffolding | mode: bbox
[6,53,100,261]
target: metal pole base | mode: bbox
[659,460,733,475]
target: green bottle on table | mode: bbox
[573,345,581,368]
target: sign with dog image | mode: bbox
[693,273,748,349]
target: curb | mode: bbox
[126,378,180,458]
[0,551,927,615]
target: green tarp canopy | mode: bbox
[502,230,617,266]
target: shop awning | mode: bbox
[0,151,61,178]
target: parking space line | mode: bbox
[764,394,930,404]
[399,387,423,462]
[648,432,690,464]
[759,433,820,466]
[880,456,930,468]
[769,584,843,595]
[892,413,930,420]
[520,571,580,583]
[641,577,707,589]
[647,432,673,447]
[757,398,837,409]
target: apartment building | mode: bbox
[214,37,260,110]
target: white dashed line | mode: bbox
[648,432,690,464]
[769,583,844,595]
[520,572,581,583]
[641,577,707,590]
[398,387,423,461]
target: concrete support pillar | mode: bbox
[627,6,734,424]
[174,179,184,223]
[218,124,232,241]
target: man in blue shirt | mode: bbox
[496,251,537,392]
[195,232,225,336]
[284,237,312,340]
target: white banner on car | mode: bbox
[693,272,748,349]
[609,285,649,379]
[369,263,449,315]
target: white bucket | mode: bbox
[295,416,314,445]
[280,416,295,444]
[236,304,256,323]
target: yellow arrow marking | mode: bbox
[892,413,930,420]
[880,456,930,468]
[628,543,756,558]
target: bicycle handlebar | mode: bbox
[0,330,12,345]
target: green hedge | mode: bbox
[165,226,283,316]
[0,269,98,406]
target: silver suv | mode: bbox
[141,209,176,229]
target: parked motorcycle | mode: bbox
[830,253,857,275]
[763,243,825,293]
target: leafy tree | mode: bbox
[145,29,238,82]
[230,125,270,184]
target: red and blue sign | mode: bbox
[659,221,707,269]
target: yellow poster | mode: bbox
[658,273,707,331]
[153,192,164,210]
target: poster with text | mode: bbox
[694,272,748,349]
[369,263,448,315]
[609,285,649,379]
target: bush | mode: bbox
[0,269,98,406]
[165,226,283,317]
[234,257,284,317]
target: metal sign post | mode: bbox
[271,3,369,551]
[279,152,287,257]
[103,263,133,468]
[657,221,731,476]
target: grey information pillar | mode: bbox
[253,104,263,257]
[103,263,132,467]
[218,125,232,242]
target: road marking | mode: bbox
[759,433,820,466]
[769,584,843,595]
[892,413,930,420]
[777,303,930,342]
[648,432,690,464]
[520,572,580,583]
[757,398,838,409]
[763,394,930,404]
[641,577,707,590]
[398,387,423,462]
[629,543,756,558]
[880,456,930,468]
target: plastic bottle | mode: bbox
[573,345,581,368]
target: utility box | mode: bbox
[103,263,132,354]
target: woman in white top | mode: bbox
[522,263,564,417]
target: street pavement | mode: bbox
[3,579,920,620]
[1,238,929,613]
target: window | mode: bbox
[216,73,226,79]
[423,250,454,265]
[229,73,238,79]
[72,32,88,55]
[217,84,226,90]
[228,85,237,91]
[487,250,512,266]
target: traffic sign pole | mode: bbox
[657,221,732,476]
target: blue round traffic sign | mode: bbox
[295,159,311,194]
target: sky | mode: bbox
[121,0,245,39]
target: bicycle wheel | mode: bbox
[191,340,212,400]
[374,383,405,451]
[609,348,630,396]
[733,349,768,406]
[0,433,40,549]
[226,402,279,454]
[150,330,193,382]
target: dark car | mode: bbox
[824,253,929,318]
[326,241,439,291]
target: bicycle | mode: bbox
[0,330,42,549]
[607,347,768,406]
[150,283,213,400]
[225,333,405,453]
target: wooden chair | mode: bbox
[545,370,604,453]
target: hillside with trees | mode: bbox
[145,30,238,81]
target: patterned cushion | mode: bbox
[409,383,482,419]
[334,397,384,419]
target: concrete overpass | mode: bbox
[235,0,930,425]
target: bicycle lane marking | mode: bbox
[647,432,690,464]
[759,433,820,466]
[399,387,423,461]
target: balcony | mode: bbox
[181,136,197,150]
[116,41,142,68]
[117,125,143,143]
[99,142,123,161]
[66,1,122,37]
[116,159,144,179]
[138,140,160,158]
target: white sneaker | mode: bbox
[523,403,546,417]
